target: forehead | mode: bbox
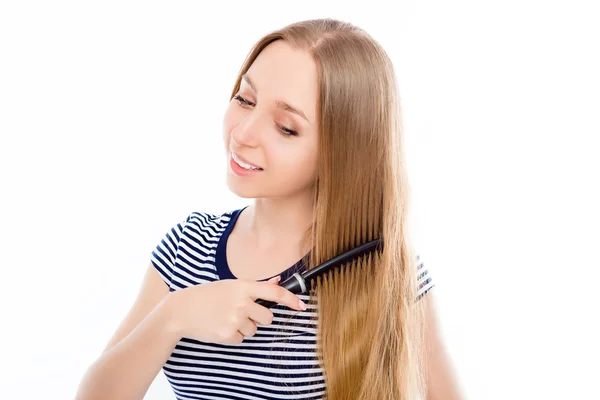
[244,41,319,125]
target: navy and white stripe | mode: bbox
[416,254,435,301]
[150,207,434,400]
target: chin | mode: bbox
[226,176,262,199]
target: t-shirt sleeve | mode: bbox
[416,254,435,301]
[150,215,189,287]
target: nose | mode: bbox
[230,111,266,149]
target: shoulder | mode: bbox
[178,208,240,242]
[415,253,435,300]
[185,209,235,230]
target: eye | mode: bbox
[233,95,299,137]
[233,94,254,107]
[275,123,299,137]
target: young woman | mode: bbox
[76,18,462,400]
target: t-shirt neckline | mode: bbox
[215,206,308,282]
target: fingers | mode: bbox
[237,318,257,338]
[248,280,305,311]
[223,331,244,345]
[246,301,275,326]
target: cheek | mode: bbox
[267,141,318,179]
[302,145,319,179]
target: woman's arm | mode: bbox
[74,266,182,400]
[423,291,465,400]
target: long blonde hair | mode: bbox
[229,18,427,400]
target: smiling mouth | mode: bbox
[231,152,263,171]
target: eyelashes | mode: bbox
[232,94,299,137]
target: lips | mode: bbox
[231,152,263,170]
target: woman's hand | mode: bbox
[167,276,306,344]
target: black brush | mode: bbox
[255,238,383,309]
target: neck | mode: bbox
[241,191,315,254]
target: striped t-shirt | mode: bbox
[150,206,435,400]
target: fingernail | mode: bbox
[298,299,307,311]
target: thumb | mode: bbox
[267,275,281,284]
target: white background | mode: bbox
[1,1,598,399]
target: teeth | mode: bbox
[232,153,261,170]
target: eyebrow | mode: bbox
[242,73,311,125]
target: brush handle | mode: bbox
[254,239,382,309]
[255,273,307,309]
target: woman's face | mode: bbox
[222,40,319,199]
